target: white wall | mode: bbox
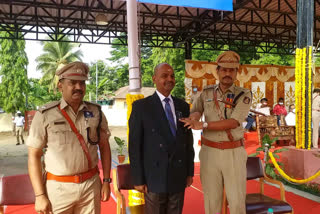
[0,113,13,132]
[102,106,127,126]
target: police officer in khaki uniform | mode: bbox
[312,88,320,149]
[27,62,112,214]
[180,51,251,214]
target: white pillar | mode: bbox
[127,0,141,94]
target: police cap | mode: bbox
[56,61,89,81]
[216,51,240,69]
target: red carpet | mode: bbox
[4,132,320,213]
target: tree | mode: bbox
[27,78,61,109]
[250,43,294,66]
[0,31,29,113]
[36,35,83,91]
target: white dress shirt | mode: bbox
[14,116,25,127]
[156,90,177,127]
[285,112,295,126]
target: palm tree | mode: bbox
[36,36,83,91]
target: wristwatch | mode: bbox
[203,122,208,129]
[103,178,112,183]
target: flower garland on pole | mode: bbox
[307,46,313,149]
[295,48,302,148]
[302,48,306,149]
[126,93,145,206]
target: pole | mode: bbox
[295,0,314,149]
[127,0,141,94]
[96,62,98,103]
[126,0,144,207]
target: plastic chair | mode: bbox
[112,164,144,214]
[222,157,293,214]
[0,174,35,214]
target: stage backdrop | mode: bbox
[185,60,320,108]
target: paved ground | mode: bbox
[1,128,319,203]
[0,126,128,176]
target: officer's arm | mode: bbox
[189,90,205,121]
[28,147,46,197]
[99,133,111,177]
[205,119,239,130]
[98,113,112,201]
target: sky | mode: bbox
[25,41,112,79]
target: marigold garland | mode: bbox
[126,93,145,206]
[269,152,320,184]
[308,46,313,149]
[295,48,300,148]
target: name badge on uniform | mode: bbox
[84,111,94,118]
[206,99,213,102]
[225,93,235,108]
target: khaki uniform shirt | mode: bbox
[27,98,111,176]
[191,84,252,142]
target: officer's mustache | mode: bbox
[72,90,83,95]
[223,76,232,80]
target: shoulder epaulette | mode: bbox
[203,84,216,90]
[39,101,60,113]
[84,101,101,109]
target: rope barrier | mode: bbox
[268,151,320,184]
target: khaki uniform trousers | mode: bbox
[199,145,247,214]
[46,174,101,214]
[16,126,24,143]
[312,111,320,148]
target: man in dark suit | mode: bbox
[129,63,195,214]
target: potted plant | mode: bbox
[114,136,126,164]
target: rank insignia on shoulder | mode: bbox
[84,111,94,118]
[243,96,251,104]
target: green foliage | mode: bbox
[86,60,128,101]
[36,35,83,91]
[114,136,125,155]
[251,134,288,179]
[27,78,61,109]
[0,31,29,113]
[276,176,320,197]
[251,43,294,66]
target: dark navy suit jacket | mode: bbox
[129,93,194,193]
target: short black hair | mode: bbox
[278,97,284,102]
[313,88,320,93]
[261,98,268,102]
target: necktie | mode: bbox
[164,98,176,137]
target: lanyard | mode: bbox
[58,105,92,169]
[213,90,234,142]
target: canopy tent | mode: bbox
[0,0,320,54]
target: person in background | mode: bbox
[285,104,295,126]
[255,98,271,116]
[273,98,287,126]
[190,85,200,104]
[14,110,25,145]
[12,114,16,136]
[312,88,320,149]
[244,113,255,132]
